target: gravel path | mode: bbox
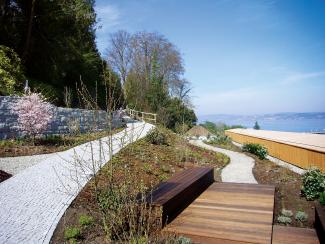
[189,140,257,184]
[0,121,154,244]
[0,153,56,175]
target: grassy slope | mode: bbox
[51,128,230,243]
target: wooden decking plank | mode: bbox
[166,182,275,244]
[272,225,320,244]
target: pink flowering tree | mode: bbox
[11,93,54,140]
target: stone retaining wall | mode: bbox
[0,96,123,139]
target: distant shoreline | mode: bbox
[198,112,325,133]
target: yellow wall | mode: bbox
[225,131,325,172]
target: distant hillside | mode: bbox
[198,112,325,133]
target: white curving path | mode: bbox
[0,122,154,244]
[189,140,257,184]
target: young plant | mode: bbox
[79,214,94,227]
[295,211,308,222]
[277,216,292,225]
[64,227,81,240]
[281,209,293,217]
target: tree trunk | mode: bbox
[22,0,36,60]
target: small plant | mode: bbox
[277,215,292,225]
[319,191,325,205]
[242,143,268,160]
[143,163,153,174]
[146,128,168,145]
[64,227,81,240]
[158,173,168,182]
[295,211,308,222]
[177,236,192,244]
[281,209,293,217]
[301,167,325,200]
[79,214,94,227]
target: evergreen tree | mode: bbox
[253,121,260,130]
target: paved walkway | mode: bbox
[189,140,257,184]
[0,153,57,175]
[0,122,154,244]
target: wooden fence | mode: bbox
[125,107,157,123]
[225,131,325,172]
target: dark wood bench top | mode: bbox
[147,166,215,225]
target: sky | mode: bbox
[95,0,325,116]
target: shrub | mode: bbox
[64,227,81,240]
[242,143,268,160]
[0,45,25,95]
[10,93,54,139]
[277,216,292,224]
[79,214,94,226]
[146,128,168,145]
[295,211,308,222]
[208,134,231,145]
[281,209,293,217]
[319,191,325,205]
[301,167,325,200]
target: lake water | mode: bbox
[198,117,325,133]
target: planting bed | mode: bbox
[252,154,315,228]
[51,129,229,243]
[0,129,123,157]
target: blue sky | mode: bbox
[95,0,325,115]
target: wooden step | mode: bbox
[272,225,320,244]
[147,166,214,225]
[165,182,276,244]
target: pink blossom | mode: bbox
[11,93,54,137]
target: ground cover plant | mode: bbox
[0,128,123,157]
[51,127,229,243]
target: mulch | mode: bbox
[0,170,12,183]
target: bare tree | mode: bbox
[171,78,192,106]
[106,30,132,86]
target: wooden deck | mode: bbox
[165,182,276,244]
[272,225,319,244]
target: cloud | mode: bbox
[282,71,325,85]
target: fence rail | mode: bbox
[125,107,157,123]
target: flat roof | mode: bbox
[227,129,325,153]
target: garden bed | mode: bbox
[252,154,315,228]
[51,129,230,243]
[0,129,123,157]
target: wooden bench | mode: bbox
[147,166,214,226]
